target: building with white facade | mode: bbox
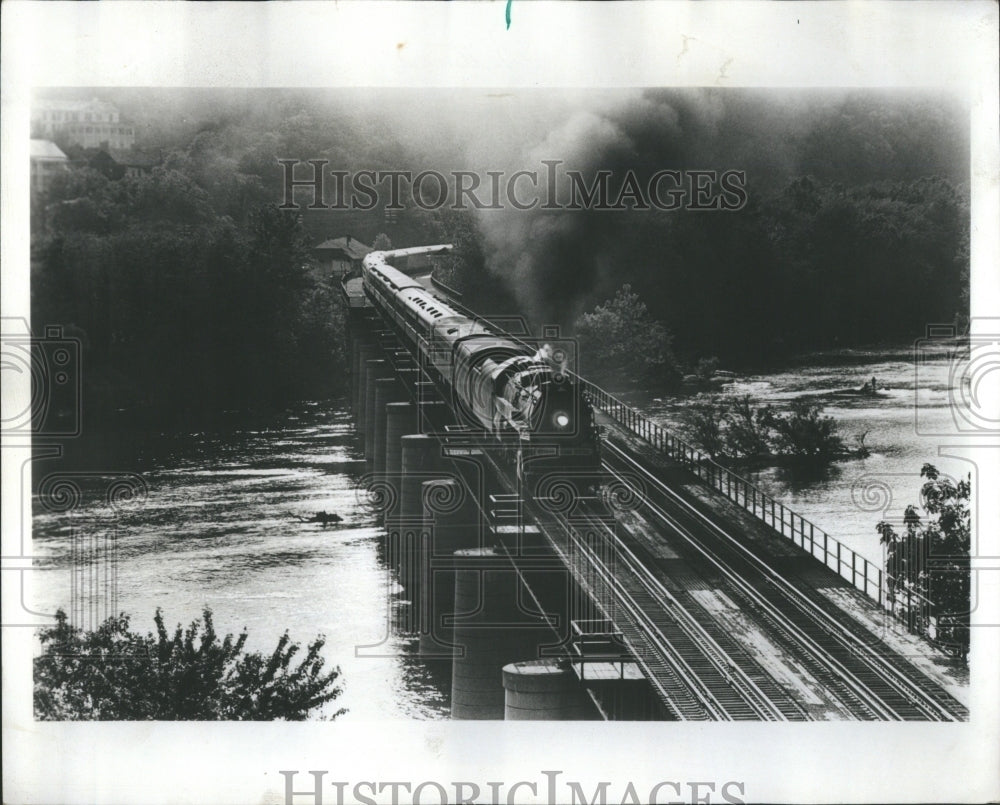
[32,98,136,150]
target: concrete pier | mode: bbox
[418,478,482,660]
[349,324,377,415]
[400,435,446,524]
[384,401,418,577]
[417,400,450,435]
[397,435,446,631]
[372,377,406,477]
[363,360,393,467]
[353,342,379,422]
[450,547,549,720]
[502,659,595,720]
[385,402,418,482]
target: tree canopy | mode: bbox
[573,284,679,386]
[34,166,345,426]
[877,464,971,659]
[684,394,847,465]
[34,608,346,720]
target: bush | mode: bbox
[764,399,845,460]
[877,464,971,659]
[684,395,846,464]
[574,284,678,387]
[34,608,345,721]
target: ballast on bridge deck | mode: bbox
[594,407,970,710]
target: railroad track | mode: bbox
[530,498,809,720]
[601,440,968,722]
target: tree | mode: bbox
[684,394,848,466]
[724,395,773,460]
[574,284,678,388]
[34,608,346,720]
[372,232,392,251]
[877,464,970,659]
[764,399,844,460]
[684,399,727,459]
[33,162,345,424]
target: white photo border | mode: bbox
[2,3,998,804]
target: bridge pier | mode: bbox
[353,341,379,422]
[372,377,407,477]
[502,660,595,720]
[397,435,447,632]
[362,359,392,462]
[450,547,553,720]
[383,401,417,577]
[417,398,450,434]
[418,477,482,661]
[347,316,372,411]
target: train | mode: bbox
[362,246,603,495]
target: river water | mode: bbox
[30,346,968,720]
[622,344,972,563]
[30,400,450,720]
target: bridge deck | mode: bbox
[594,408,970,713]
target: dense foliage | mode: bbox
[684,394,847,465]
[553,175,968,373]
[34,608,345,720]
[33,164,345,426]
[574,285,679,386]
[877,465,971,659]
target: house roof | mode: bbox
[314,237,373,261]
[105,148,162,168]
[30,139,68,160]
[35,97,119,116]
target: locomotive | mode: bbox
[362,247,602,495]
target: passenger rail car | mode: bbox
[362,247,602,493]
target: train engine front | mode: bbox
[363,247,603,498]
[489,352,601,495]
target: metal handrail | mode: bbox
[575,376,932,629]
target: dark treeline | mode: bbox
[31,88,968,425]
[33,165,346,427]
[617,174,968,369]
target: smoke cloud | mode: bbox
[442,88,968,326]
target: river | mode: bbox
[621,343,972,563]
[30,400,450,721]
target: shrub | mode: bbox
[574,284,678,387]
[34,608,345,721]
[877,464,970,659]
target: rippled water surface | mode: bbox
[31,400,450,720]
[623,345,973,562]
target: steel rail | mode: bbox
[544,503,799,721]
[603,440,965,721]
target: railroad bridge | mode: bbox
[341,246,968,722]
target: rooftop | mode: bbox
[314,236,372,261]
[30,139,69,160]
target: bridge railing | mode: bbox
[577,377,932,630]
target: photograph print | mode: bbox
[24,85,973,725]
